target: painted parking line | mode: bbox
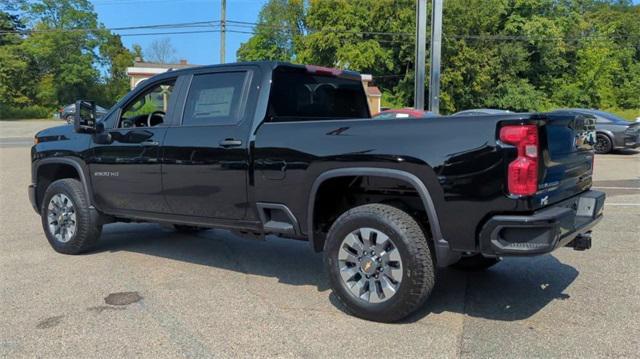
[605,203,640,206]
[0,137,33,147]
[594,187,640,190]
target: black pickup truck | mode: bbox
[29,62,605,322]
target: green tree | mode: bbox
[236,0,305,62]
[1,0,136,117]
[18,0,101,106]
[238,0,639,114]
[0,10,33,111]
[96,32,134,106]
[132,43,143,60]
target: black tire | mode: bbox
[451,254,500,271]
[172,224,207,233]
[594,133,613,154]
[41,178,102,254]
[324,204,435,322]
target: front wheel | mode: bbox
[324,204,435,322]
[41,178,102,254]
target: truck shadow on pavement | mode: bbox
[403,255,578,323]
[94,223,578,323]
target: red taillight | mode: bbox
[500,124,539,196]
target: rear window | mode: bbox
[266,68,370,122]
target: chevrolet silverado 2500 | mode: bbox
[29,62,605,322]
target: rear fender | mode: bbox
[307,167,460,267]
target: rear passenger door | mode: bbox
[162,68,258,220]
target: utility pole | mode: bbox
[220,0,226,64]
[414,0,427,110]
[428,0,443,114]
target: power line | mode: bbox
[92,0,213,5]
[119,30,221,37]
[2,18,639,44]
[0,20,219,34]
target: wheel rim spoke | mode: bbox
[359,228,375,250]
[339,266,359,283]
[380,275,397,298]
[386,265,403,282]
[342,233,363,255]
[347,277,366,298]
[368,279,384,303]
[374,231,390,256]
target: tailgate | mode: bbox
[534,112,596,209]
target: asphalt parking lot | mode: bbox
[1,120,639,358]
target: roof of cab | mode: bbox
[152,61,362,80]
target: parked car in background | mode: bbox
[373,108,438,119]
[551,109,640,154]
[59,103,108,123]
[451,109,512,116]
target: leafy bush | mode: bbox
[0,105,54,120]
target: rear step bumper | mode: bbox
[479,190,605,256]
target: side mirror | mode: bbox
[74,100,98,133]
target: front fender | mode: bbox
[32,157,95,212]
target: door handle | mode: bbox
[141,139,159,146]
[219,139,242,148]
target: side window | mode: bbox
[119,79,176,128]
[182,72,247,126]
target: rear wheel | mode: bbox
[451,254,500,271]
[41,179,102,254]
[594,133,613,154]
[324,204,434,322]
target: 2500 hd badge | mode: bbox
[93,171,119,177]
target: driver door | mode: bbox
[89,77,179,213]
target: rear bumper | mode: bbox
[479,190,605,256]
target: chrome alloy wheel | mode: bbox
[338,227,403,303]
[47,193,77,243]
